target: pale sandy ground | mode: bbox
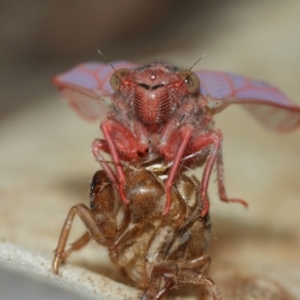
[1,2,300,300]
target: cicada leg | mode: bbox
[99,119,149,206]
[184,129,247,217]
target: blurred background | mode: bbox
[1,1,300,299]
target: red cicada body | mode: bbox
[53,61,300,217]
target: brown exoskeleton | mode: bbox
[52,158,220,300]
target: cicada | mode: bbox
[53,61,300,217]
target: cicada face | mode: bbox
[109,63,200,125]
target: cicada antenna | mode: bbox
[97,49,116,71]
[189,54,206,71]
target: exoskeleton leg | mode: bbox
[52,203,109,274]
[141,261,178,300]
[59,232,91,264]
[150,280,175,300]
[142,257,220,300]
[180,254,211,273]
[177,268,221,300]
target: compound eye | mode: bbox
[110,68,131,91]
[179,71,200,94]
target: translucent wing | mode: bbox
[53,61,300,131]
[196,70,300,131]
[53,61,138,121]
